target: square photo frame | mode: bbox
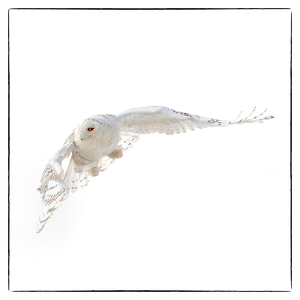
[8,8,291,292]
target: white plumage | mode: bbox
[36,106,274,232]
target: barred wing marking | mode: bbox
[116,106,274,149]
[36,136,74,233]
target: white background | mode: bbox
[8,8,290,291]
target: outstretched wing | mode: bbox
[37,134,116,232]
[36,133,75,233]
[116,106,274,149]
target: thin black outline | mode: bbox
[8,8,11,293]
[8,7,291,10]
[8,7,292,293]
[290,10,293,291]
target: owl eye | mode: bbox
[88,127,94,131]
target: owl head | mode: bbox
[73,115,118,160]
[75,117,105,143]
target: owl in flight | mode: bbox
[37,106,274,232]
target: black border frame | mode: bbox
[8,7,292,293]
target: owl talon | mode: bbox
[87,166,99,177]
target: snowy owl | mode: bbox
[37,106,274,232]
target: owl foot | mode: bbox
[87,166,100,177]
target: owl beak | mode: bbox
[81,136,92,141]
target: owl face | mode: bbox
[76,118,105,143]
[73,115,119,160]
